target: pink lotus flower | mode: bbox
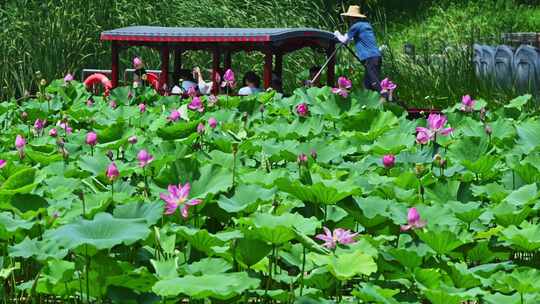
[57,121,73,134]
[332,76,352,98]
[382,154,395,168]
[106,162,119,181]
[197,123,205,134]
[49,128,58,137]
[160,183,202,217]
[0,160,6,169]
[137,150,153,168]
[138,103,146,113]
[297,153,308,164]
[15,135,25,150]
[34,119,45,131]
[415,113,453,144]
[208,117,217,129]
[128,136,138,144]
[461,95,475,112]
[188,97,204,112]
[168,109,181,122]
[187,87,197,97]
[316,227,358,249]
[133,57,143,69]
[64,73,74,83]
[380,78,397,93]
[415,127,431,144]
[296,103,309,117]
[221,69,236,88]
[86,132,97,146]
[401,207,427,231]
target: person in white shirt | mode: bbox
[177,69,197,93]
[238,71,262,96]
[193,67,214,95]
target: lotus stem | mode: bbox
[300,246,306,296]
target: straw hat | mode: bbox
[341,5,367,18]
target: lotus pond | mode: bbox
[1,79,540,303]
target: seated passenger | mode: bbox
[178,69,197,93]
[193,67,214,95]
[238,71,262,96]
[132,57,146,88]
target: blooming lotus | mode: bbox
[461,95,475,112]
[137,150,153,168]
[15,135,25,159]
[297,153,308,164]
[316,227,358,249]
[160,183,202,217]
[34,119,45,131]
[187,87,197,97]
[401,207,427,231]
[332,76,352,98]
[382,154,395,168]
[168,109,181,122]
[64,73,74,83]
[296,103,309,117]
[188,97,204,112]
[57,121,73,134]
[380,78,397,93]
[415,113,453,144]
[208,117,217,129]
[138,103,146,113]
[86,132,97,146]
[0,160,6,169]
[106,162,119,181]
[221,69,236,88]
[133,57,143,69]
[197,123,205,134]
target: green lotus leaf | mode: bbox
[217,184,275,213]
[113,201,164,225]
[276,177,360,205]
[152,272,260,299]
[327,250,377,281]
[157,120,200,140]
[234,238,272,267]
[515,118,540,154]
[26,147,63,165]
[173,226,241,255]
[352,283,400,304]
[9,237,68,261]
[503,183,538,206]
[46,213,150,250]
[491,202,531,227]
[185,258,231,275]
[500,222,540,251]
[417,230,465,255]
[0,168,37,195]
[0,212,34,233]
[190,164,233,198]
[150,258,178,280]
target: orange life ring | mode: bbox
[83,73,113,96]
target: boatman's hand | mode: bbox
[333,31,349,44]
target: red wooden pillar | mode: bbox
[274,52,283,81]
[326,44,336,87]
[211,49,221,95]
[111,42,119,88]
[224,51,232,70]
[173,49,182,86]
[263,51,273,89]
[159,45,170,92]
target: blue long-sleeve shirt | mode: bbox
[347,21,381,61]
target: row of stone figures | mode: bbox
[474,44,540,94]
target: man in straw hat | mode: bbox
[334,5,383,93]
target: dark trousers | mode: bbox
[361,56,382,92]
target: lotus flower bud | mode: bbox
[311,149,317,160]
[86,132,98,146]
[21,112,28,121]
[208,117,217,129]
[128,136,138,144]
[382,154,395,168]
[485,124,492,135]
[297,153,308,164]
[49,128,58,137]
